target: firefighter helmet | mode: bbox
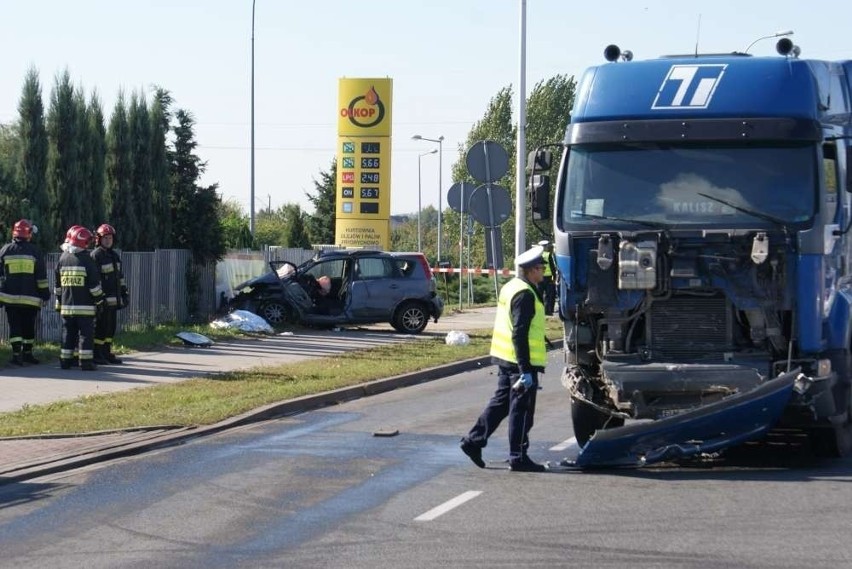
[12,219,33,240]
[65,225,83,243]
[95,223,116,245]
[67,226,93,249]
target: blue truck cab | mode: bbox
[542,43,852,466]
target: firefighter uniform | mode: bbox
[55,233,104,370]
[461,246,548,472]
[538,240,557,316]
[91,225,127,364]
[0,223,50,365]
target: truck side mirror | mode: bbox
[530,174,551,220]
[526,149,553,173]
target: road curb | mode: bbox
[0,353,494,484]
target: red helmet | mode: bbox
[65,225,83,242]
[96,223,116,237]
[12,219,33,240]
[67,226,93,249]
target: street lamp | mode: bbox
[412,134,445,262]
[743,29,793,54]
[250,0,256,237]
[417,149,438,253]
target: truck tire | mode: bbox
[570,375,625,447]
[810,348,852,458]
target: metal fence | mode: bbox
[0,247,323,343]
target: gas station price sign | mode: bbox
[336,136,391,218]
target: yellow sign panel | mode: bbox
[336,218,390,249]
[338,78,392,137]
[336,78,393,250]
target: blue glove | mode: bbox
[513,372,534,391]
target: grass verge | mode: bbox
[0,317,563,437]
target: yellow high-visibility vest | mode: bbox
[489,277,546,366]
[541,251,553,277]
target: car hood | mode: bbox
[234,270,283,290]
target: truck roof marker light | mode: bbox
[777,38,802,58]
[604,45,634,63]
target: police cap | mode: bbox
[516,245,545,269]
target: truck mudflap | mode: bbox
[563,370,800,468]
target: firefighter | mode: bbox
[91,223,128,365]
[538,240,557,316]
[55,225,104,370]
[0,219,50,365]
[460,245,548,472]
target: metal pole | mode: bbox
[417,154,423,252]
[458,183,464,311]
[437,137,443,263]
[250,0,256,237]
[515,0,527,266]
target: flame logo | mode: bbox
[343,86,386,128]
[365,86,380,105]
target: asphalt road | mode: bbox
[0,351,851,568]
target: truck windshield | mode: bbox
[559,142,817,229]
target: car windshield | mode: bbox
[559,142,817,229]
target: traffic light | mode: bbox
[530,174,550,220]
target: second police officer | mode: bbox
[55,225,104,370]
[538,240,557,316]
[91,223,128,365]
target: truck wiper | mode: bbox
[697,192,789,232]
[571,211,671,231]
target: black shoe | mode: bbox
[509,456,546,473]
[22,353,40,365]
[93,356,110,365]
[10,354,23,366]
[81,361,97,371]
[460,439,485,469]
[60,359,73,370]
[106,354,123,364]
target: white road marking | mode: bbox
[550,437,576,451]
[414,490,482,522]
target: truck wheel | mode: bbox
[571,397,624,447]
[810,416,852,458]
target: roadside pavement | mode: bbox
[0,306,499,483]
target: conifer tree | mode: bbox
[128,92,153,250]
[15,68,51,247]
[105,92,137,249]
[46,69,82,238]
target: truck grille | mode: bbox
[648,295,731,361]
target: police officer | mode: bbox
[0,220,50,365]
[55,225,104,371]
[91,223,128,365]
[460,245,548,472]
[538,240,557,316]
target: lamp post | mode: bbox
[744,29,793,53]
[250,0,256,237]
[417,149,438,253]
[412,134,444,262]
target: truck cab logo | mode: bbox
[652,64,727,110]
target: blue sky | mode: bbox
[1,0,850,217]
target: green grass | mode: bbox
[0,316,564,437]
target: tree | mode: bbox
[74,87,94,228]
[14,67,50,247]
[218,198,252,249]
[149,87,173,248]
[169,109,224,262]
[128,92,154,250]
[105,92,137,249]
[87,93,107,227]
[46,69,83,240]
[305,159,336,245]
[282,203,311,248]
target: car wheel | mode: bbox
[392,302,428,334]
[259,301,291,327]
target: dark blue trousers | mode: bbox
[464,365,538,461]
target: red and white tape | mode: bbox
[430,267,516,277]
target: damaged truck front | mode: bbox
[532,43,852,467]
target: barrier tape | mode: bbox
[431,267,516,277]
